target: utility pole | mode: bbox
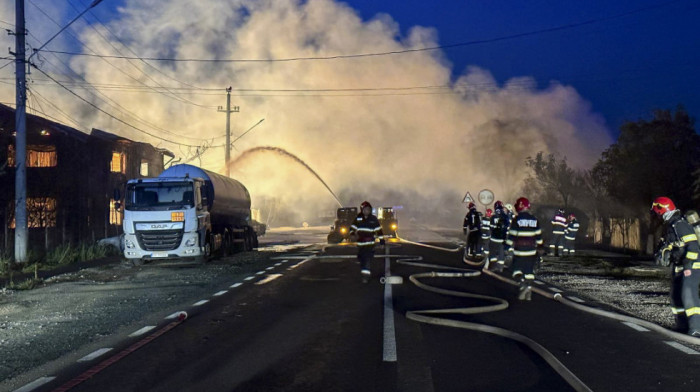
[13,0,28,263]
[217,87,239,177]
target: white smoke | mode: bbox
[0,0,612,226]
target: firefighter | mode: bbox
[489,201,510,272]
[480,209,493,259]
[651,197,700,336]
[350,201,385,282]
[506,197,543,301]
[563,214,580,255]
[463,202,481,258]
[550,208,568,256]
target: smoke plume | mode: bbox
[0,0,612,226]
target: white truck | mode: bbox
[119,164,262,264]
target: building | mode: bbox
[0,103,173,251]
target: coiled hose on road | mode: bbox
[394,254,593,392]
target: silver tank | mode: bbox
[159,164,251,225]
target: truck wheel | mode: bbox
[327,233,342,244]
[244,229,252,251]
[131,258,144,267]
[252,234,259,249]
[196,234,212,263]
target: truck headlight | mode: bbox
[340,227,347,234]
[125,239,135,249]
[185,237,197,247]
[391,224,397,230]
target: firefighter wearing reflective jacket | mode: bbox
[550,208,568,256]
[350,201,385,282]
[563,214,580,255]
[506,197,543,301]
[480,209,493,258]
[463,202,481,257]
[652,197,700,336]
[489,202,510,272]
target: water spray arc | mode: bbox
[227,146,343,208]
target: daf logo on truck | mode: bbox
[120,164,265,265]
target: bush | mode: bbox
[46,243,116,266]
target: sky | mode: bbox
[0,0,697,223]
[344,0,700,134]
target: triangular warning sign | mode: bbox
[463,192,474,204]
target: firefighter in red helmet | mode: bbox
[506,197,543,300]
[652,196,700,336]
[480,208,493,260]
[350,201,384,283]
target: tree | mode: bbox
[594,106,699,211]
[524,152,579,209]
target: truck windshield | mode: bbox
[125,182,194,210]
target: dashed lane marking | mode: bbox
[230,282,243,288]
[280,259,289,263]
[213,290,228,297]
[193,300,209,307]
[256,271,266,275]
[288,258,313,270]
[255,274,283,285]
[78,348,113,362]
[665,341,700,355]
[534,280,545,285]
[128,326,156,337]
[550,288,563,293]
[622,321,650,332]
[567,296,586,303]
[266,266,275,271]
[13,376,56,392]
[274,263,282,266]
[244,276,255,281]
[383,246,397,362]
[164,311,185,320]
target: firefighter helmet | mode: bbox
[467,202,476,210]
[494,201,504,210]
[360,201,372,211]
[558,208,565,215]
[651,197,675,216]
[515,197,530,213]
[486,209,493,218]
[568,213,576,221]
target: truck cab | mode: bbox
[378,207,398,238]
[327,207,358,244]
[122,177,210,262]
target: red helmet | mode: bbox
[568,213,576,221]
[494,201,504,210]
[360,201,372,210]
[515,197,530,213]
[486,209,493,218]
[651,197,675,216]
[467,202,476,209]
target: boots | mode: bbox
[673,315,689,333]
[518,281,532,301]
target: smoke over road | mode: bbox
[0,0,612,226]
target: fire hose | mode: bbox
[397,257,593,392]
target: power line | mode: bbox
[33,66,208,148]
[38,0,685,63]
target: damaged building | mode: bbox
[0,103,174,251]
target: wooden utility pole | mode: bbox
[217,87,239,176]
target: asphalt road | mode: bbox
[16,239,700,392]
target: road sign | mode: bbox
[478,189,494,206]
[463,192,474,204]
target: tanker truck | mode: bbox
[120,164,262,264]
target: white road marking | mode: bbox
[78,348,113,362]
[256,271,266,275]
[622,322,650,332]
[244,276,255,281]
[193,300,209,306]
[230,282,243,288]
[213,290,228,297]
[383,247,397,362]
[665,341,700,355]
[534,280,545,285]
[13,377,56,392]
[567,296,586,303]
[280,259,289,263]
[165,311,185,320]
[288,257,313,270]
[266,266,275,271]
[274,263,282,266]
[255,274,283,285]
[128,326,156,337]
[550,287,563,293]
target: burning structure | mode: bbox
[0,103,173,251]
